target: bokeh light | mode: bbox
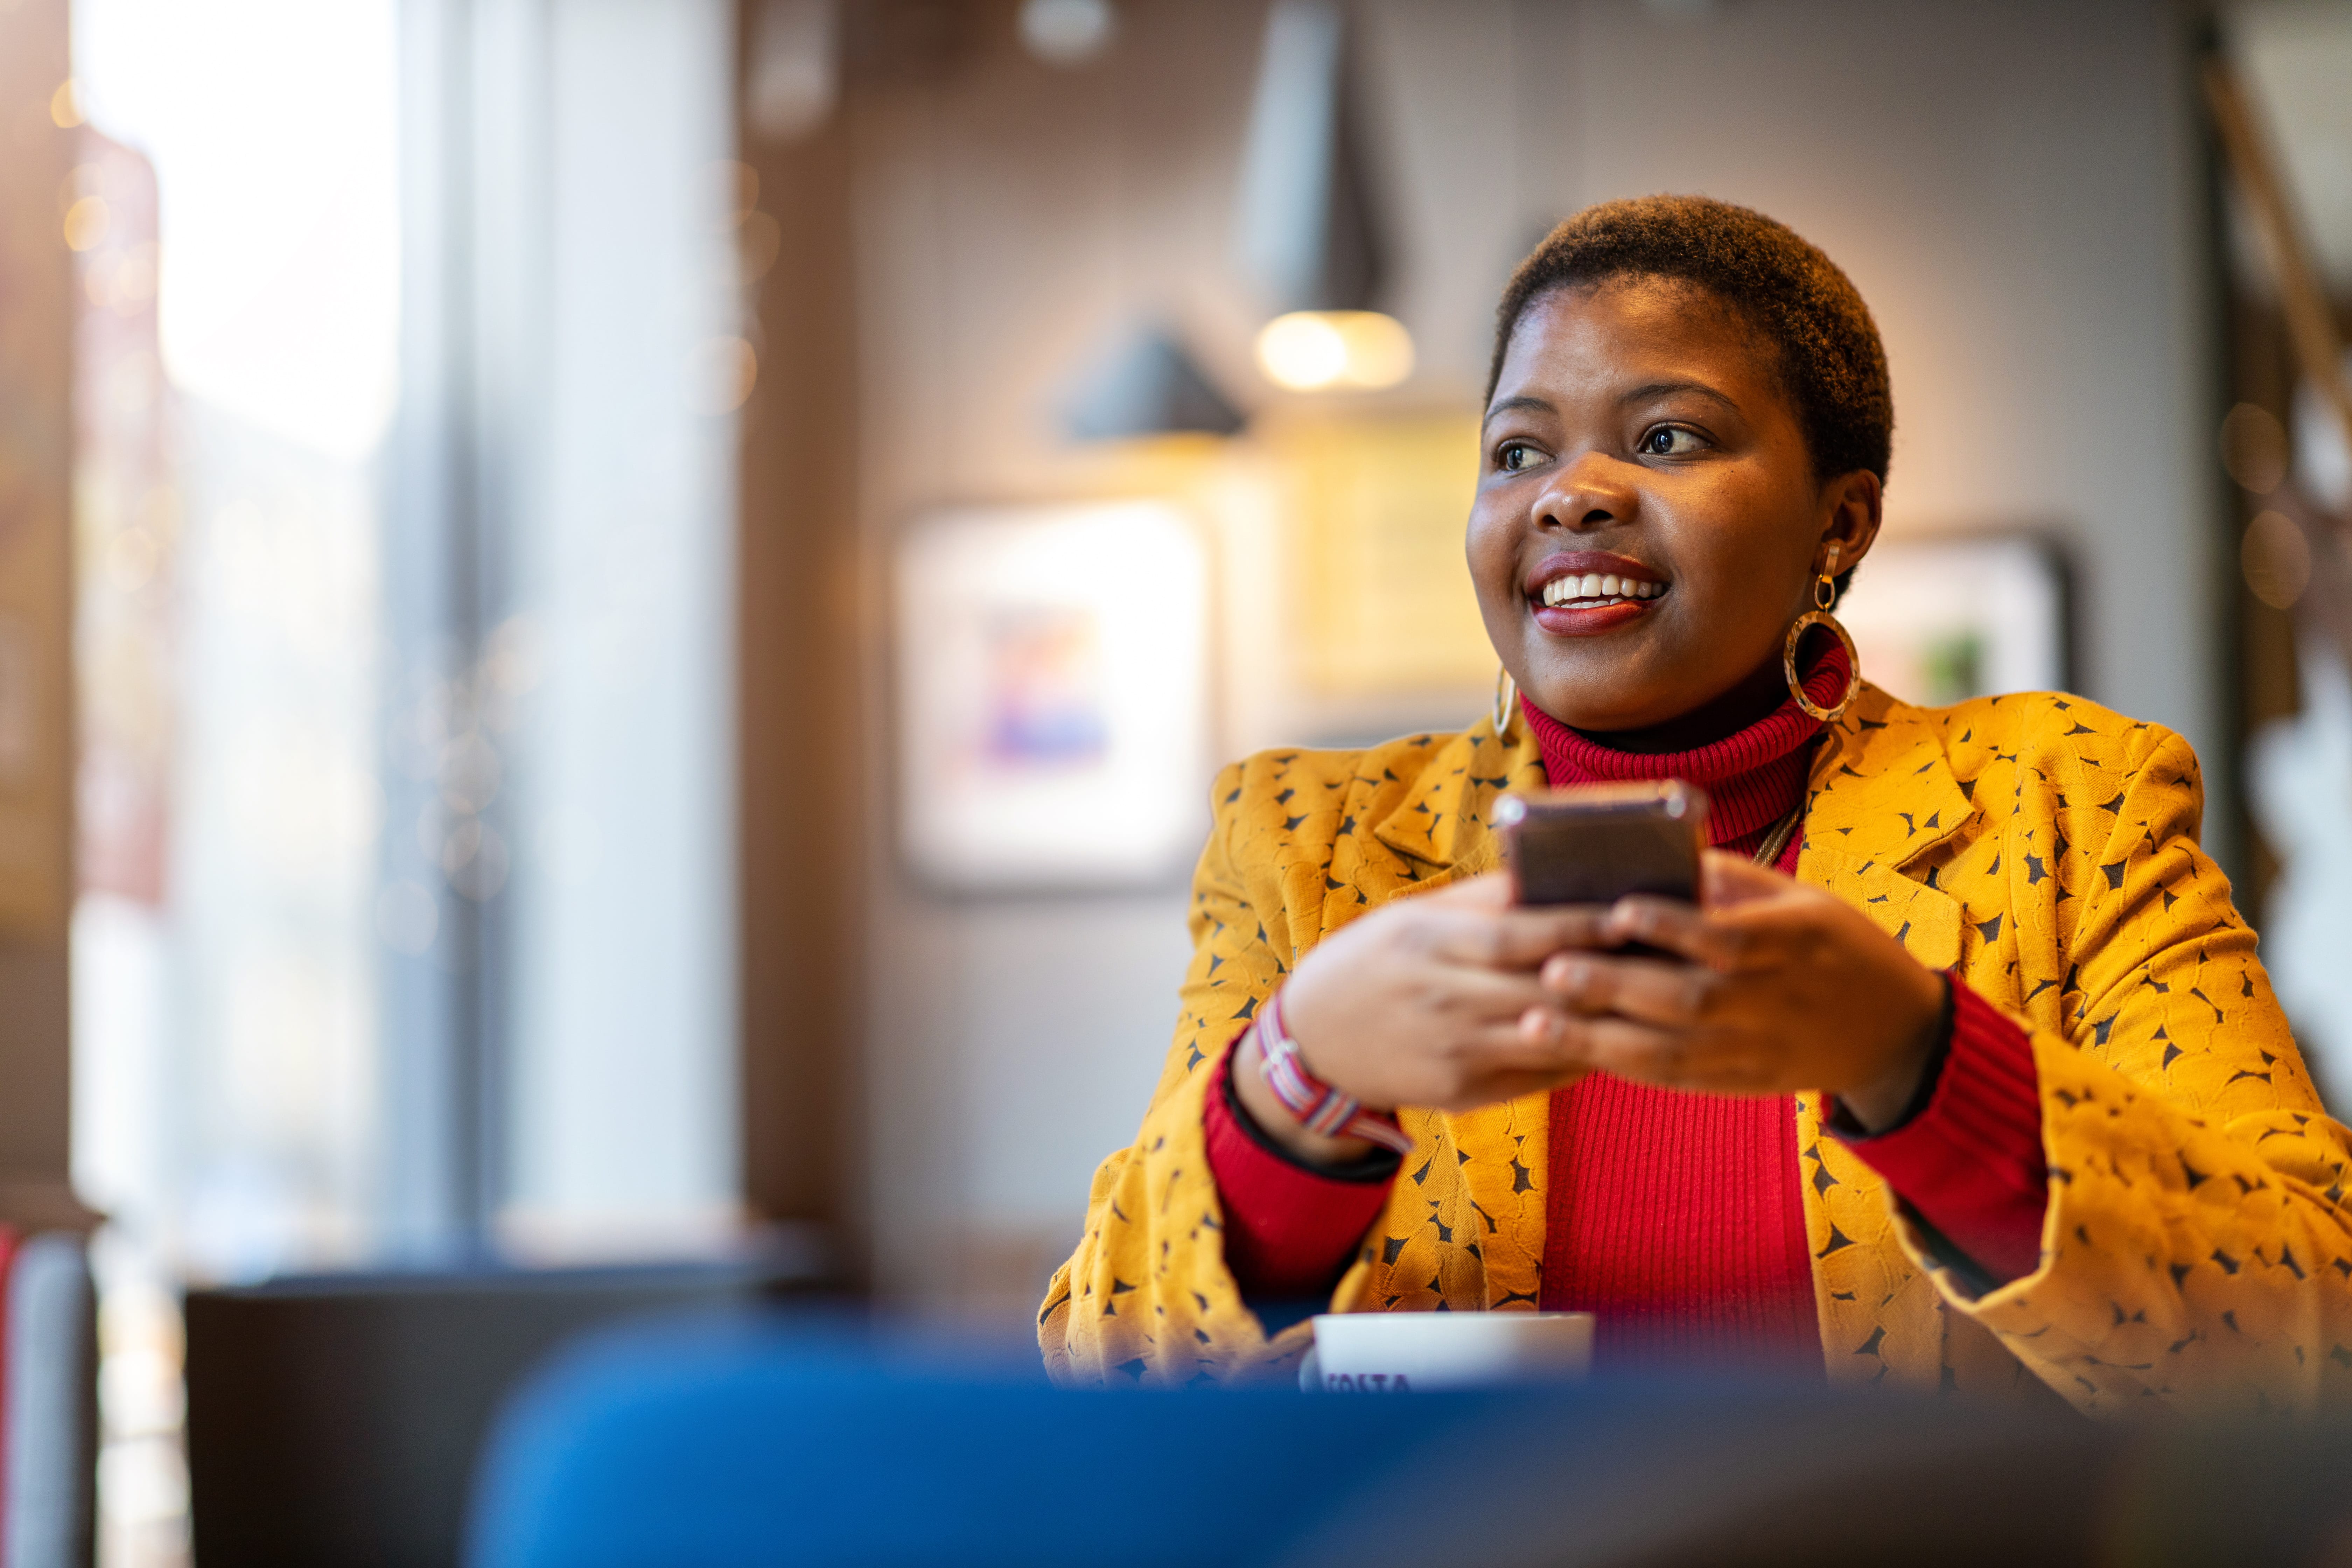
[694,334,759,415]
[2239,514,2314,611]
[2221,401,2290,494]
[2242,509,2312,609]
[63,193,109,250]
[1254,309,1415,392]
[1020,0,1118,66]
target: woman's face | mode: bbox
[1468,276,1882,740]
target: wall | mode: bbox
[845,0,1272,1312]
[839,0,2223,1315]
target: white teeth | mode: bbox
[1539,575,1665,607]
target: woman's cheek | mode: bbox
[1466,514,1526,618]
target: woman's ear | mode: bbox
[1817,468,1884,573]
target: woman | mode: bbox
[1041,196,2352,1416]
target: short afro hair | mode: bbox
[1487,195,1893,490]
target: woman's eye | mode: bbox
[1497,441,1540,471]
[1639,426,1705,457]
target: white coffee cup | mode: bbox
[1308,1310,1594,1392]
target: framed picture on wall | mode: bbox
[894,500,1211,892]
[1836,532,2072,706]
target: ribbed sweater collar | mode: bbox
[1518,640,1851,853]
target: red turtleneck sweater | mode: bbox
[1203,646,2049,1370]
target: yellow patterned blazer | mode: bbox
[1040,682,2352,1417]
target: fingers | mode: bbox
[1601,896,1750,969]
[1410,993,1773,1101]
[1605,866,1823,970]
[1494,906,1623,966]
[1418,869,1514,909]
[1540,949,1717,1026]
[1436,1007,1590,1076]
[1447,1002,1774,1096]
[1532,948,1783,1090]
[1700,849,1793,908]
[1424,904,1619,969]
[1424,967,1567,1024]
[1551,1013,1776,1094]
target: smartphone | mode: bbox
[1493,781,1709,907]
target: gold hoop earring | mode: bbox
[1492,665,1518,737]
[1783,550,1858,723]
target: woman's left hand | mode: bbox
[1537,850,1947,1131]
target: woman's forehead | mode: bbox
[1494,276,1778,406]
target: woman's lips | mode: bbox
[1532,598,1654,635]
[1525,551,1667,636]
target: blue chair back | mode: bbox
[465,1310,1511,1567]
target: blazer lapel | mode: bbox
[1801,682,1975,876]
[1795,682,1977,1390]
[1369,717,1547,887]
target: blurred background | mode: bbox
[0,0,2348,1561]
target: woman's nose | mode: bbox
[1531,454,1636,532]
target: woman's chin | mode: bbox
[1514,641,1698,734]
[1526,698,1660,733]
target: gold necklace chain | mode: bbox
[1752,807,1803,868]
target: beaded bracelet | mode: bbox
[1246,990,1415,1155]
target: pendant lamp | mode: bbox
[1233,0,1408,391]
[1060,324,1244,441]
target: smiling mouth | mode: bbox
[1534,572,1667,610]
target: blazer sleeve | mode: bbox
[1910,726,2352,1416]
[1038,762,1372,1387]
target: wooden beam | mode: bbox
[0,0,86,1232]
[2204,57,2352,480]
[734,5,866,1277]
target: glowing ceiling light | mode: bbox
[1254,310,1413,392]
[1021,0,1117,65]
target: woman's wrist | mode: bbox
[1229,987,1418,1167]
[1837,968,1953,1133]
[1232,1030,1381,1167]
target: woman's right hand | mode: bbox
[1233,870,1604,1166]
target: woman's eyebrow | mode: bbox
[1620,379,1740,412]
[1480,393,1553,430]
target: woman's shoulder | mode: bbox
[1213,728,1477,811]
[1208,724,1508,861]
[1812,685,2211,899]
[1851,683,2203,803]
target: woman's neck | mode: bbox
[1520,641,1838,852]
[1574,651,1791,755]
